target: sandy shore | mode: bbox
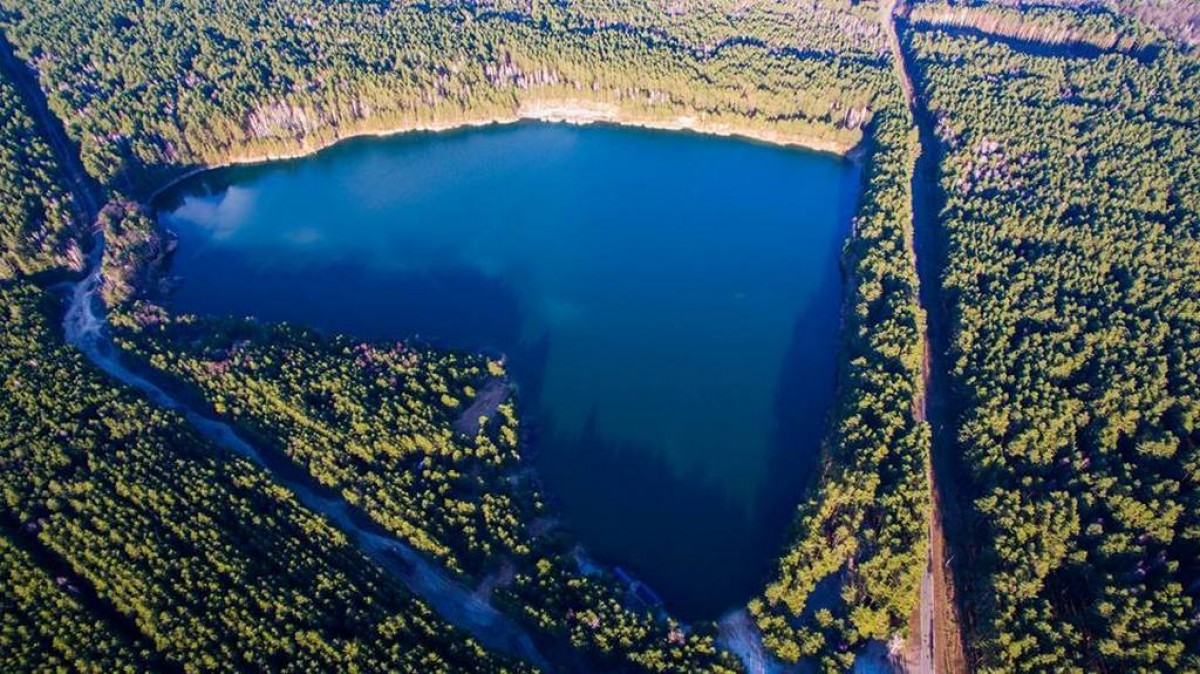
[147,98,859,200]
[518,99,853,154]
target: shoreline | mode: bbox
[146,99,862,201]
[132,100,868,664]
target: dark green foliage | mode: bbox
[0,283,527,673]
[0,1,935,670]
[908,0,1157,52]
[0,70,79,279]
[470,0,889,55]
[908,22,1200,672]
[111,315,531,574]
[0,530,148,673]
[99,200,171,308]
[499,553,732,672]
[910,0,1200,48]
[6,1,1194,671]
[0,1,939,668]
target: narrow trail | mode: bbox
[61,249,550,670]
[881,4,970,673]
[717,609,790,674]
[0,32,103,223]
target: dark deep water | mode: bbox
[157,122,859,619]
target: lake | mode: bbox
[158,122,859,619]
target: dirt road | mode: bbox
[879,4,970,673]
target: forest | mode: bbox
[0,528,147,673]
[903,9,1200,672]
[0,0,935,670]
[0,64,79,279]
[0,282,529,673]
[0,0,892,194]
[0,0,1197,671]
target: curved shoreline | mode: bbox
[147,99,862,201]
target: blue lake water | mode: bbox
[158,122,859,618]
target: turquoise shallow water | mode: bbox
[159,122,859,618]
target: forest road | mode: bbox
[0,31,104,222]
[880,3,967,674]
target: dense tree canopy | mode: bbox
[0,283,528,673]
[0,530,149,673]
[0,69,79,279]
[0,0,940,670]
[906,15,1200,672]
[0,0,895,194]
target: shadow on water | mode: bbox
[536,407,760,621]
[157,129,863,624]
[171,245,558,424]
[754,215,849,545]
[534,207,852,621]
[163,235,778,618]
[754,154,860,572]
[164,252,847,621]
